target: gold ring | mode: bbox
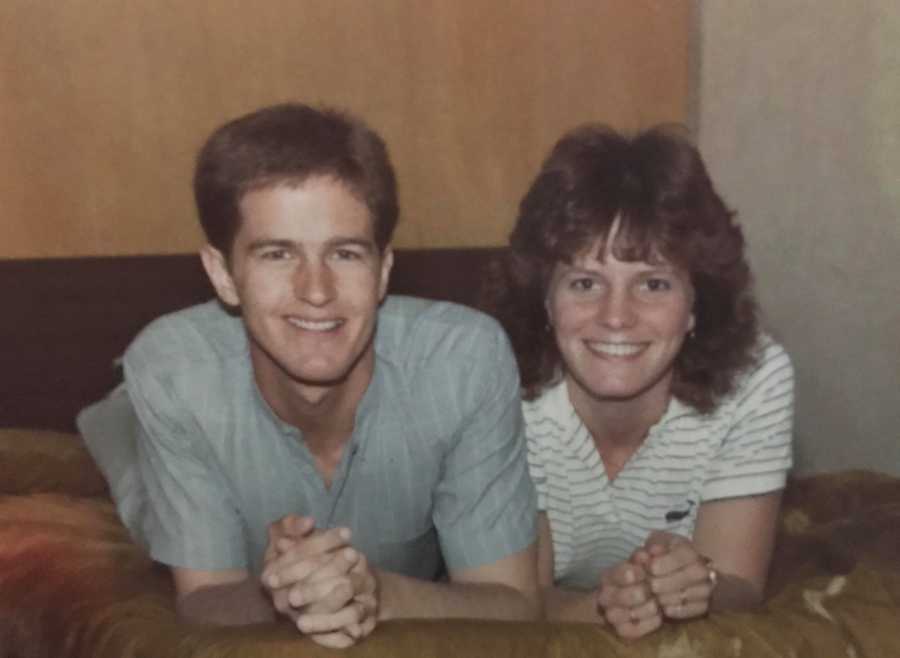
[701,555,718,588]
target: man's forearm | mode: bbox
[375,569,541,621]
[542,585,601,622]
[176,577,276,626]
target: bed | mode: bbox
[2,250,899,658]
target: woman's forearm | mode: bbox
[708,571,765,612]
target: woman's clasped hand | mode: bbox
[596,532,718,638]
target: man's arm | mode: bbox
[374,542,540,621]
[535,513,598,622]
[173,567,274,625]
[173,517,366,636]
[392,314,539,620]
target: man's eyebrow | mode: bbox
[328,237,376,251]
[246,239,296,251]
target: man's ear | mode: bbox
[200,244,240,307]
[378,246,394,302]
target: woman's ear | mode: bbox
[200,244,240,307]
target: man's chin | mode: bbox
[287,364,354,388]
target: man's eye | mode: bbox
[334,248,362,261]
[259,247,294,261]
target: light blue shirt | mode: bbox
[78,296,537,577]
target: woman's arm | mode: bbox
[536,514,662,638]
[637,490,783,618]
[692,490,783,610]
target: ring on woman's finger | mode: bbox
[701,555,719,588]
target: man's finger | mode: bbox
[307,547,360,584]
[296,601,366,635]
[263,529,353,587]
[309,631,356,649]
[289,575,355,612]
[265,516,316,562]
[269,515,315,543]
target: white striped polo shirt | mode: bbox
[523,337,794,590]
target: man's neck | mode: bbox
[257,349,375,453]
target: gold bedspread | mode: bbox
[2,429,899,658]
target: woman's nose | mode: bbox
[596,287,637,329]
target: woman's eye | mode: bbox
[569,278,596,292]
[643,277,672,292]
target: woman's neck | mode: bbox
[566,374,672,449]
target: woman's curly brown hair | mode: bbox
[482,123,759,413]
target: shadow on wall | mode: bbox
[697,1,900,476]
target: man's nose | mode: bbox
[294,262,335,306]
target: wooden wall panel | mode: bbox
[0,0,690,258]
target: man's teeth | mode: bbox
[588,341,644,356]
[287,318,341,331]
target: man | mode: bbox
[78,103,538,648]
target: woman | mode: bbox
[485,124,793,638]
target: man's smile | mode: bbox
[285,317,344,332]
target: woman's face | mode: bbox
[545,233,695,408]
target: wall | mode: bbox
[1,1,690,258]
[697,2,900,475]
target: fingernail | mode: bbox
[344,547,357,561]
[339,527,352,541]
[267,575,279,588]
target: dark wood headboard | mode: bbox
[0,248,503,432]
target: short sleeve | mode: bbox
[123,342,248,571]
[432,325,538,571]
[525,435,548,513]
[702,340,795,501]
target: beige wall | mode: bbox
[1,1,690,258]
[698,2,900,475]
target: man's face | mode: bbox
[202,176,392,402]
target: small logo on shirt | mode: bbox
[665,500,695,522]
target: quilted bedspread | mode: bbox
[2,429,899,658]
